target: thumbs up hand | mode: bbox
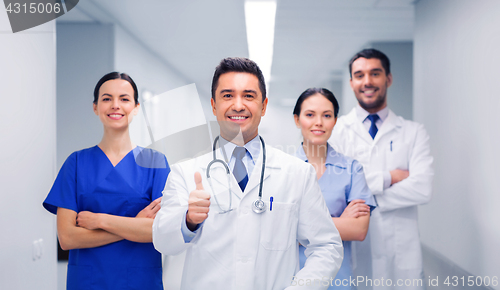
[186,172,211,231]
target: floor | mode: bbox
[57,245,495,290]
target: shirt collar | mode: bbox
[295,144,308,162]
[355,104,389,123]
[219,135,261,162]
[296,143,338,166]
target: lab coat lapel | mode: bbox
[344,109,374,145]
[373,109,402,144]
[243,146,275,196]
[200,148,243,200]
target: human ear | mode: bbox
[294,114,300,128]
[211,98,216,116]
[387,73,393,88]
[261,98,268,116]
[133,103,140,115]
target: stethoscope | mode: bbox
[206,135,267,214]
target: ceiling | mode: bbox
[58,0,414,103]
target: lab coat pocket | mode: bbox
[67,265,93,290]
[386,141,410,171]
[260,202,298,251]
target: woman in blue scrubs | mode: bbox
[293,88,376,289]
[43,72,170,290]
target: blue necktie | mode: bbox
[232,147,248,191]
[367,114,380,139]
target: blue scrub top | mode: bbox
[43,146,170,290]
[296,143,375,290]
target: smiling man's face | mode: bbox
[211,72,268,144]
[350,57,392,113]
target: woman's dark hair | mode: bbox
[93,72,139,105]
[293,88,339,118]
[211,57,266,102]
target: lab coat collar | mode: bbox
[218,135,261,164]
[244,144,274,197]
[375,109,403,141]
[355,104,389,124]
[200,151,243,200]
[343,108,374,144]
[199,135,275,200]
[343,108,403,144]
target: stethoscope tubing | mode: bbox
[207,135,266,214]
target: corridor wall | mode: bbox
[0,11,57,290]
[414,0,500,283]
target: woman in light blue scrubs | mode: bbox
[43,72,170,290]
[293,88,376,289]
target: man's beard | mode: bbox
[358,93,386,111]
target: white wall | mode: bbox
[114,26,190,98]
[0,11,57,290]
[329,80,343,110]
[56,22,196,160]
[113,26,195,148]
[260,103,302,152]
[261,81,343,151]
[56,23,115,168]
[372,42,413,120]
[414,0,500,282]
[340,69,357,116]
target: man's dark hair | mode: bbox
[349,49,391,78]
[211,57,266,102]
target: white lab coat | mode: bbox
[153,143,343,290]
[329,108,433,289]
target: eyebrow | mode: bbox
[219,89,258,95]
[353,68,384,75]
[100,93,131,98]
[304,109,334,113]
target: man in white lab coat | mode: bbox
[329,49,433,289]
[153,57,343,290]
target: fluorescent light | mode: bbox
[142,90,153,101]
[244,0,277,84]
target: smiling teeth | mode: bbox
[230,116,247,120]
[364,90,375,94]
[109,114,122,117]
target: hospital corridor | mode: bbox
[0,0,499,289]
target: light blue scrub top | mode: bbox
[296,143,376,289]
[43,146,170,290]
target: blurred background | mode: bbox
[1,0,499,289]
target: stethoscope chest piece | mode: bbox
[252,199,266,214]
